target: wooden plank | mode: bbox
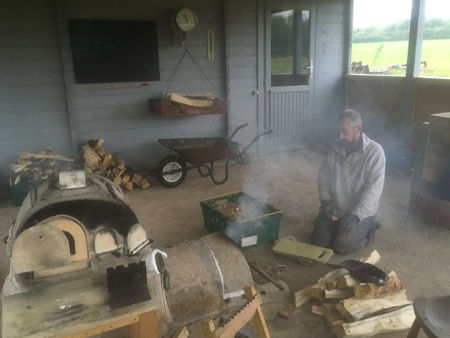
[338,290,411,321]
[332,305,415,338]
[137,310,158,338]
[63,315,138,337]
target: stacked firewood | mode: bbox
[280,251,415,337]
[82,139,150,191]
[9,148,76,185]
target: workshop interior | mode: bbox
[1,0,450,337]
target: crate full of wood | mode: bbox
[9,148,76,206]
[200,191,282,249]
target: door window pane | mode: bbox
[420,0,450,78]
[351,0,411,76]
[271,9,311,86]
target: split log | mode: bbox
[353,271,404,298]
[140,180,151,189]
[322,303,345,327]
[359,250,381,265]
[88,138,104,149]
[123,181,134,191]
[331,305,415,337]
[122,175,131,184]
[311,304,327,317]
[294,285,324,307]
[113,176,122,186]
[112,154,125,170]
[96,147,106,158]
[324,288,354,300]
[278,303,296,319]
[131,173,143,185]
[82,144,101,170]
[112,167,125,177]
[337,275,359,289]
[102,153,113,166]
[337,290,411,321]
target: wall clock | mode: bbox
[175,8,198,33]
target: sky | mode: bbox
[353,0,450,28]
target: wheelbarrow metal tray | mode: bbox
[200,191,282,249]
[158,138,240,167]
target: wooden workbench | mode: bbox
[2,276,158,338]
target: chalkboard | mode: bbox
[68,19,160,84]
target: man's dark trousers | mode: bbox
[311,211,379,254]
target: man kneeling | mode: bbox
[312,109,386,254]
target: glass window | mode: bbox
[351,0,412,76]
[271,9,311,86]
[419,0,450,78]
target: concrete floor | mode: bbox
[1,145,449,337]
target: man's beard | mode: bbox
[339,138,359,154]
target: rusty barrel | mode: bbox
[163,233,253,327]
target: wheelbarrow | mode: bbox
[155,124,271,187]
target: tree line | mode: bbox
[353,18,450,43]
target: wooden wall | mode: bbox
[224,0,259,150]
[312,1,347,144]
[61,0,227,168]
[0,0,348,188]
[0,0,71,185]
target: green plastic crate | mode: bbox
[200,191,282,249]
[10,180,41,206]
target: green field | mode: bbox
[352,39,450,77]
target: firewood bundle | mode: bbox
[282,251,415,337]
[82,139,150,191]
[9,148,76,185]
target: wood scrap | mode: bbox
[331,305,415,337]
[278,303,296,319]
[81,139,151,191]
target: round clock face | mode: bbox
[176,8,198,32]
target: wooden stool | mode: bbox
[407,296,450,338]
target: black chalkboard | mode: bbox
[68,19,160,84]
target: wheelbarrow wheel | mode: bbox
[157,156,187,188]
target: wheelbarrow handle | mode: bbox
[228,123,249,141]
[242,129,273,152]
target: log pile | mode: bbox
[82,139,150,191]
[282,251,415,337]
[9,148,76,185]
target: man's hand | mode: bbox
[338,214,360,234]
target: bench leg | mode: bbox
[128,310,158,338]
[407,318,421,338]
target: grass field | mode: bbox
[352,39,450,77]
